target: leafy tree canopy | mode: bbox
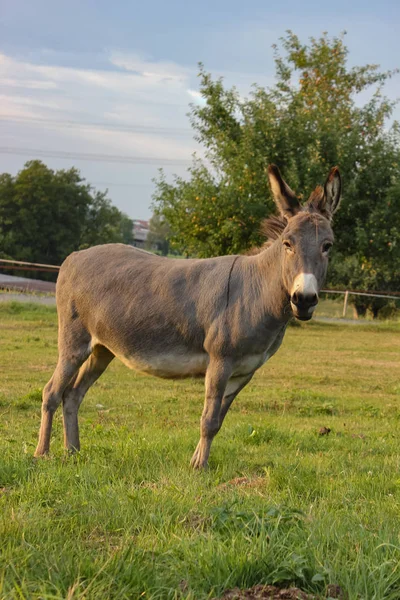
[0,160,133,266]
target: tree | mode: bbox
[0,161,133,269]
[153,32,400,315]
[146,213,171,255]
[330,171,400,316]
[78,190,134,249]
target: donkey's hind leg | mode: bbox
[35,356,87,457]
[35,321,91,457]
[62,345,114,452]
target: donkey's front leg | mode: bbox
[190,358,232,469]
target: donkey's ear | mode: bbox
[324,166,341,216]
[267,164,301,219]
[308,167,341,219]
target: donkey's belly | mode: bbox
[118,348,271,379]
[119,351,209,378]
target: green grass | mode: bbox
[1,302,400,599]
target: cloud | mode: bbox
[187,89,207,106]
[0,51,198,152]
[109,52,191,84]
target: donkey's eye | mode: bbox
[283,240,294,253]
[322,242,333,254]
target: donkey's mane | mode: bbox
[245,216,287,255]
[261,215,287,241]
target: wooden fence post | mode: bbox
[342,291,349,318]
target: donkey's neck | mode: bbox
[250,240,291,323]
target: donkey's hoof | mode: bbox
[63,447,81,460]
[190,454,209,470]
[34,447,49,458]
[191,461,209,470]
[33,452,50,459]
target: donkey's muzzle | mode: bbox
[290,291,318,321]
[290,273,319,321]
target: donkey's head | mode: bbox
[267,165,341,321]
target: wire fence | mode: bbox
[320,289,400,318]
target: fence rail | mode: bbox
[0,258,60,270]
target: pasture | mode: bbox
[1,302,400,599]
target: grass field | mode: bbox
[1,302,400,599]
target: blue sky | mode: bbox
[1,0,399,219]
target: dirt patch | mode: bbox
[215,584,345,599]
[218,476,266,489]
[319,427,331,436]
[214,585,314,599]
[326,585,345,599]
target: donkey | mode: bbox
[35,165,341,468]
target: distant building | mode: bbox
[132,219,150,248]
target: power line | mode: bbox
[0,115,193,136]
[0,146,193,167]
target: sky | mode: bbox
[1,0,399,220]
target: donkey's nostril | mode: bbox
[291,291,318,307]
[292,291,300,305]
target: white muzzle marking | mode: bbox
[290,273,319,316]
[291,273,318,298]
